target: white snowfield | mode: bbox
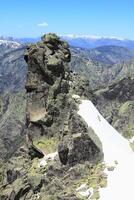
[78,100,134,200]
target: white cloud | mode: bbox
[37,22,48,27]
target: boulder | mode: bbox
[58,129,103,166]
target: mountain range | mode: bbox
[70,46,134,89]
[0,38,134,93]
[2,34,134,50]
[61,35,134,49]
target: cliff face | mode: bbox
[24,33,71,139]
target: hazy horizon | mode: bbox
[1,34,134,42]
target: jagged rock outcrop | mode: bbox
[0,33,103,200]
[24,33,102,162]
[24,33,71,141]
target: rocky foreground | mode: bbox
[0,34,105,199]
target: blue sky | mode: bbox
[0,0,134,39]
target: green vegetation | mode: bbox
[75,162,107,200]
[87,163,107,189]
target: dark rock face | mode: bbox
[58,130,103,166]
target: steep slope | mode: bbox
[0,46,27,93]
[0,41,27,160]
[0,91,26,159]
[78,99,134,200]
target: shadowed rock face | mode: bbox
[58,130,103,166]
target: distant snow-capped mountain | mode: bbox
[0,39,21,49]
[60,34,125,40]
[0,37,24,61]
[0,36,21,50]
[60,35,134,49]
[2,34,134,50]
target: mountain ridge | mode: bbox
[2,34,134,50]
[61,35,134,49]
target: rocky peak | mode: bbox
[24,33,70,83]
[24,33,71,140]
[0,34,103,199]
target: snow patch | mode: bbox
[38,151,58,167]
[72,94,80,99]
[78,100,134,200]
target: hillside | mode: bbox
[0,47,27,93]
[0,41,27,159]
[0,39,21,58]
[94,76,134,139]
[0,91,26,159]
[70,47,134,89]
[89,45,134,65]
